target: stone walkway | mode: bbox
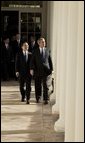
[1,81,64,142]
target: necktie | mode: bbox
[41,48,43,58]
[41,48,45,62]
[24,51,27,62]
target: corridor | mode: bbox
[1,81,64,142]
[1,1,84,142]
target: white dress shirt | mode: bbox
[39,47,45,58]
[5,43,9,49]
[23,50,28,62]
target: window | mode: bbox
[21,13,42,41]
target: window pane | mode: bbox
[35,23,41,32]
[21,13,27,22]
[35,13,41,23]
[28,13,35,23]
[21,23,27,32]
[35,17,40,23]
[28,23,34,32]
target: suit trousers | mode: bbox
[19,75,31,100]
[35,76,48,101]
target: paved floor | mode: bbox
[1,81,64,142]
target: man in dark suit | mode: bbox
[12,33,21,58]
[29,36,36,53]
[15,41,32,104]
[11,33,21,80]
[29,36,37,53]
[1,36,13,81]
[30,38,53,104]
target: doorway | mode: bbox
[1,11,19,80]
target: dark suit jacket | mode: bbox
[29,42,38,53]
[11,40,21,60]
[30,47,53,77]
[15,51,32,77]
[1,42,13,63]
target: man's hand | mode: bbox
[16,72,19,77]
[30,70,34,76]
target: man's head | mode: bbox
[30,36,35,46]
[3,37,9,44]
[38,38,46,48]
[21,42,29,51]
[15,33,20,40]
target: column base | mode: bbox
[52,103,59,114]
[50,93,55,105]
[54,118,65,132]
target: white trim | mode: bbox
[1,7,42,13]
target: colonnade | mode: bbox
[47,1,84,142]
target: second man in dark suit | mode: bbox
[15,41,32,104]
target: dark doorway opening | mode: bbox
[1,11,19,81]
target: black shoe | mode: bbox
[26,100,30,104]
[44,101,48,105]
[36,97,41,103]
[36,99,39,103]
[21,98,25,102]
[36,96,41,103]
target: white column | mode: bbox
[75,2,84,142]
[51,2,62,114]
[49,2,56,103]
[47,1,57,104]
[65,2,79,142]
[54,2,68,132]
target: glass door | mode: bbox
[20,12,42,42]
